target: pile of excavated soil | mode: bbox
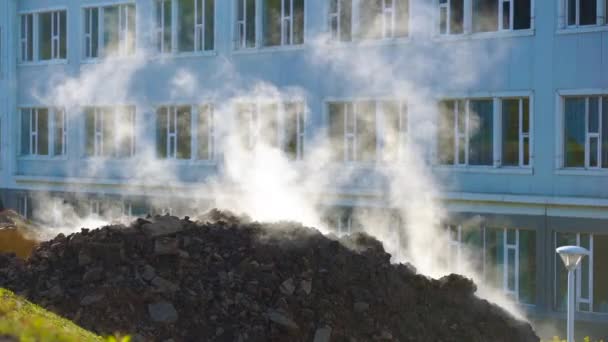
[0,210,539,342]
[0,210,39,259]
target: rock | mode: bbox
[142,217,183,238]
[82,267,104,283]
[80,293,105,306]
[279,278,295,296]
[300,280,312,295]
[142,265,156,281]
[267,310,299,332]
[78,250,92,266]
[151,276,179,293]
[154,237,179,255]
[354,302,369,313]
[313,326,332,342]
[148,301,178,323]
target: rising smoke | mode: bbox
[22,1,524,319]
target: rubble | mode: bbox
[0,209,539,341]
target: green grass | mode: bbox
[0,287,104,342]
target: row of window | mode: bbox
[16,95,608,170]
[19,0,608,63]
[446,224,608,314]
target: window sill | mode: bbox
[433,29,534,42]
[18,60,68,67]
[555,168,608,176]
[151,51,218,60]
[237,44,306,55]
[433,165,534,174]
[18,155,68,161]
[81,55,139,64]
[325,37,411,49]
[157,159,218,166]
[556,25,608,35]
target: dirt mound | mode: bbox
[0,210,539,342]
[0,210,39,259]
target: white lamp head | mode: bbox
[556,245,589,271]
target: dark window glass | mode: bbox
[438,101,455,164]
[39,13,52,60]
[513,0,531,29]
[468,100,493,165]
[451,0,464,34]
[329,103,346,161]
[564,98,585,167]
[205,0,215,50]
[178,0,195,51]
[580,0,597,25]
[502,99,520,166]
[293,0,305,44]
[356,101,376,162]
[263,0,282,46]
[156,107,168,158]
[177,106,192,159]
[472,0,498,32]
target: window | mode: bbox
[83,4,135,59]
[502,98,530,167]
[85,106,135,158]
[439,0,464,35]
[21,108,66,157]
[566,0,607,27]
[563,96,608,169]
[447,225,463,271]
[157,106,192,159]
[329,0,353,42]
[328,101,377,162]
[197,104,215,160]
[555,233,608,313]
[359,0,409,39]
[235,101,304,159]
[236,0,256,48]
[17,195,31,219]
[263,0,305,46]
[485,227,536,304]
[438,99,493,166]
[20,11,66,62]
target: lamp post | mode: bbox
[556,245,589,342]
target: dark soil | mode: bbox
[0,209,539,342]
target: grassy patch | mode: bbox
[0,288,103,342]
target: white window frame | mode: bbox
[50,11,63,60]
[21,107,66,157]
[438,0,450,34]
[449,99,469,166]
[193,0,206,52]
[498,0,515,31]
[20,14,33,62]
[329,0,342,40]
[156,0,171,54]
[55,108,67,156]
[283,101,306,160]
[166,106,180,159]
[83,7,97,58]
[344,103,357,162]
[379,100,408,162]
[236,0,255,49]
[18,195,29,219]
[585,97,603,169]
[281,0,295,45]
[500,97,531,167]
[503,229,520,300]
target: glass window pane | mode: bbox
[60,11,67,58]
[178,0,195,51]
[37,109,49,155]
[568,0,577,25]
[602,97,608,168]
[395,0,409,37]
[502,99,520,166]
[156,107,168,158]
[39,13,52,60]
[246,0,256,47]
[502,1,510,30]
[205,0,215,50]
[176,106,192,159]
[513,0,531,29]
[507,248,516,291]
[340,0,353,41]
[264,0,282,46]
[579,234,591,303]
[329,103,345,161]
[92,8,99,57]
[593,235,608,313]
[518,230,536,304]
[359,0,383,39]
[485,227,505,289]
[439,7,447,34]
[54,109,65,156]
[522,98,530,133]
[293,0,305,44]
[198,105,211,160]
[21,109,31,155]
[85,108,95,156]
[450,0,464,34]
[472,0,498,32]
[104,6,120,56]
[356,101,377,162]
[564,97,585,167]
[468,99,493,166]
[580,0,597,25]
[102,108,115,157]
[438,101,455,164]
[589,97,599,133]
[284,102,300,160]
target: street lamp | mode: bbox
[556,245,589,342]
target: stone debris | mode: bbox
[0,209,539,342]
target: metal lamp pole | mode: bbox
[556,245,589,342]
